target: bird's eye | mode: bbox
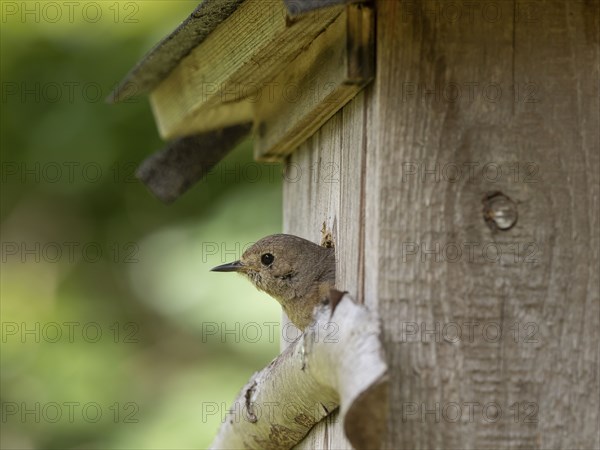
[261,253,274,266]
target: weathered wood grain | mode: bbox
[149,0,343,140]
[109,0,246,103]
[372,0,599,448]
[285,0,599,448]
[254,3,374,161]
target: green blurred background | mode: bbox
[1,1,284,448]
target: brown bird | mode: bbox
[211,234,336,329]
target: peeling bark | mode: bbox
[210,292,388,450]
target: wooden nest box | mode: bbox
[111,1,599,449]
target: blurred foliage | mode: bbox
[1,2,284,448]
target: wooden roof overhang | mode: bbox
[110,0,374,202]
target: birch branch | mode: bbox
[210,291,388,450]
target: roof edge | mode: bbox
[108,0,356,104]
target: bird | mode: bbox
[211,234,336,329]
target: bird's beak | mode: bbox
[211,260,244,272]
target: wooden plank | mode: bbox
[283,90,369,449]
[369,1,599,448]
[135,123,252,203]
[149,99,254,139]
[108,0,245,102]
[254,3,374,161]
[149,0,343,140]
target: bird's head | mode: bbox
[211,233,335,305]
